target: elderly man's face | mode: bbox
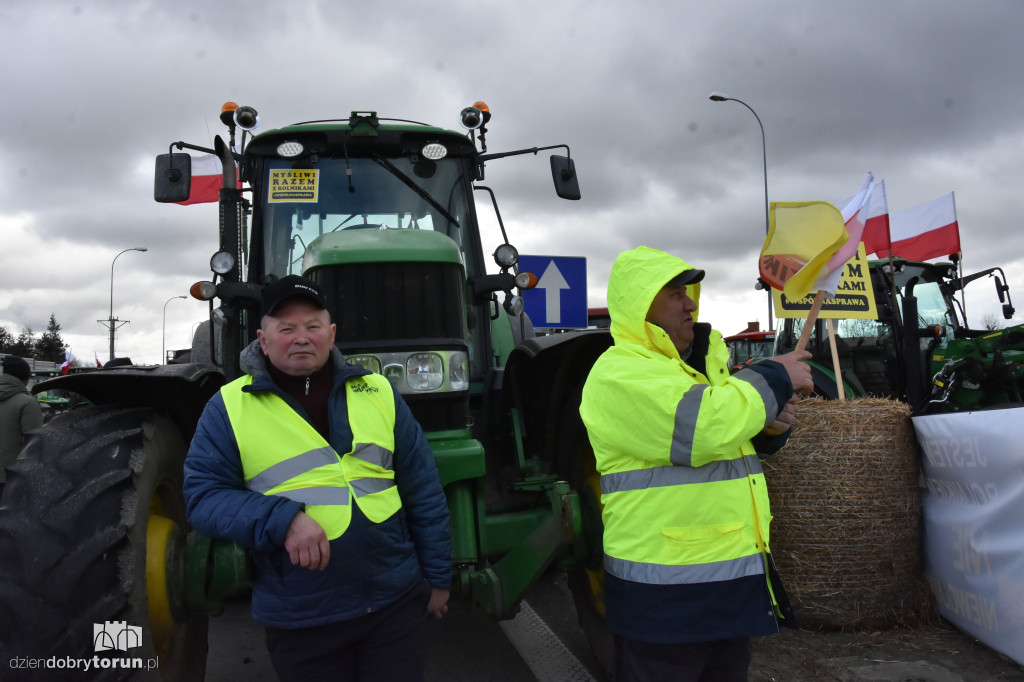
[646,284,698,355]
[257,299,336,376]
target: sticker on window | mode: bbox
[269,169,319,202]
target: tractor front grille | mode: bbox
[310,262,470,432]
[313,262,466,347]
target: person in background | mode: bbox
[1,356,44,498]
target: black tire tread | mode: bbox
[0,406,206,681]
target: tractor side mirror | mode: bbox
[994,276,1015,318]
[995,276,1008,303]
[154,153,192,203]
[550,155,581,201]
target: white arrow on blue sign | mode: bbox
[518,255,588,329]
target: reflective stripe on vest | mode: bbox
[601,454,763,494]
[605,552,765,585]
[732,367,779,429]
[221,372,401,540]
[670,370,777,467]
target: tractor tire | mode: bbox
[0,406,208,681]
[556,387,615,676]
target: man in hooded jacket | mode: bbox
[1,355,44,498]
[580,246,813,681]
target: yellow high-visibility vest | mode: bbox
[580,246,777,587]
[583,348,775,585]
[221,372,402,540]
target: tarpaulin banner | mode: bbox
[914,409,1024,666]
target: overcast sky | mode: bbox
[3,0,1023,365]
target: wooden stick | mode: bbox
[826,318,846,401]
[795,290,827,353]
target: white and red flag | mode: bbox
[855,179,891,257]
[94,352,103,368]
[60,350,75,375]
[813,172,889,294]
[882,192,961,261]
[176,153,240,205]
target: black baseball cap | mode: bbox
[665,268,705,288]
[2,355,31,382]
[261,275,327,317]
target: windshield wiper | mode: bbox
[370,153,460,227]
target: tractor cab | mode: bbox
[775,259,1024,412]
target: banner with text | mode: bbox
[773,242,878,319]
[914,409,1024,666]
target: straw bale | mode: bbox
[763,397,932,629]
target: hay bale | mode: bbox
[763,397,932,629]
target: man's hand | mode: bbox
[762,396,798,436]
[426,588,450,619]
[284,511,330,571]
[771,350,814,395]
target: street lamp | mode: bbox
[163,295,187,364]
[99,247,148,361]
[709,92,773,331]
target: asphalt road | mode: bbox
[205,568,608,682]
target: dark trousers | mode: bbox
[614,635,752,682]
[265,580,431,682]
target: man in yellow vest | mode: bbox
[184,275,452,682]
[580,246,813,682]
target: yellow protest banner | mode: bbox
[773,242,878,319]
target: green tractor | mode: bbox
[774,258,1024,414]
[0,103,613,678]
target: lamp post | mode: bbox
[163,295,187,365]
[101,247,148,361]
[709,92,773,331]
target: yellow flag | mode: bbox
[760,201,848,301]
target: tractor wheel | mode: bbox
[556,388,615,676]
[0,406,208,681]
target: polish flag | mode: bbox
[883,192,961,262]
[176,153,240,205]
[60,350,75,375]
[95,352,103,368]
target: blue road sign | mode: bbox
[518,255,588,329]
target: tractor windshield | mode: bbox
[259,156,473,280]
[903,280,957,342]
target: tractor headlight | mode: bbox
[210,251,235,275]
[346,349,470,394]
[494,243,519,268]
[383,363,405,385]
[421,142,448,160]
[347,354,381,374]
[277,141,305,158]
[407,353,444,391]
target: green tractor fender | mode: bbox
[502,330,611,477]
[502,329,615,672]
[31,363,226,435]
